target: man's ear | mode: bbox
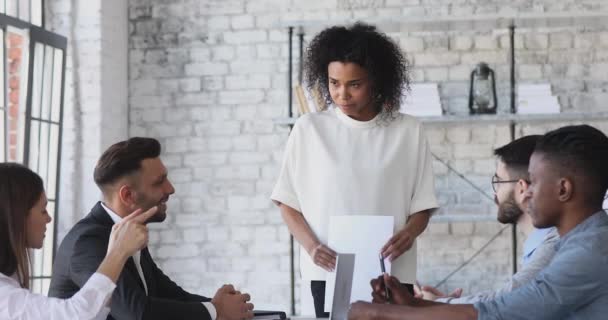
[558,178,574,202]
[514,179,529,203]
[517,179,529,193]
[118,184,136,208]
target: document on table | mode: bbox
[324,215,394,310]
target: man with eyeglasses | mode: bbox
[352,124,608,320]
[414,135,559,304]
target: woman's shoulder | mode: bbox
[293,109,336,129]
[386,111,424,130]
[0,271,19,288]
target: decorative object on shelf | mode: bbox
[399,83,443,117]
[293,84,311,115]
[310,81,327,112]
[468,62,498,115]
[517,83,560,114]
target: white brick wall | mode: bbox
[45,0,608,314]
[46,0,128,241]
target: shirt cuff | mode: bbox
[410,200,439,217]
[87,272,117,293]
[203,301,217,320]
[270,190,301,213]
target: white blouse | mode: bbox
[271,108,439,284]
[0,272,115,320]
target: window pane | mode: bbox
[18,0,28,23]
[6,0,16,17]
[30,278,51,295]
[38,121,49,186]
[41,45,53,121]
[29,247,43,291]
[31,278,41,294]
[41,278,51,296]
[27,119,39,170]
[6,26,29,163]
[50,48,63,123]
[31,42,44,119]
[30,0,42,26]
[46,124,59,199]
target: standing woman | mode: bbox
[0,163,156,319]
[271,22,439,317]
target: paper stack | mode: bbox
[517,84,560,114]
[400,83,443,117]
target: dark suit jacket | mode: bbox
[49,202,212,320]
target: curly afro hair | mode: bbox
[304,22,410,117]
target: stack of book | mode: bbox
[400,83,443,117]
[517,84,560,114]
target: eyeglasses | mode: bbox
[491,175,519,193]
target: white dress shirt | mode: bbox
[100,203,217,319]
[0,271,115,320]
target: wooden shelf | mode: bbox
[274,112,608,126]
[279,11,608,33]
[431,214,497,223]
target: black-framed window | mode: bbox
[0,0,43,26]
[0,9,66,294]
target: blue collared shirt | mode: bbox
[475,211,608,320]
[521,227,553,266]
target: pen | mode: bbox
[379,254,391,302]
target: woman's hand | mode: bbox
[380,229,415,262]
[107,206,158,258]
[308,242,337,272]
[98,206,159,283]
[381,211,431,262]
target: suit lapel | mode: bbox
[89,201,116,227]
[140,248,156,295]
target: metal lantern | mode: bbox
[468,62,498,115]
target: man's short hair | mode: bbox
[535,125,608,206]
[94,137,161,191]
[494,135,541,177]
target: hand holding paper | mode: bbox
[308,242,337,272]
[381,228,415,262]
[382,211,432,261]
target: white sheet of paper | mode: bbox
[324,215,394,311]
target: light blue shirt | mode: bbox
[521,227,553,266]
[475,211,608,320]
